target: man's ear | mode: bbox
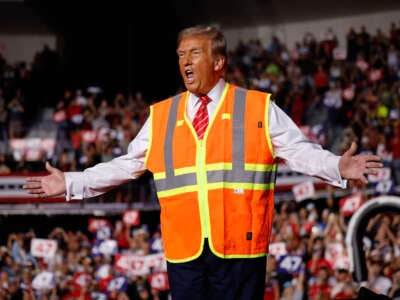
[214,55,226,72]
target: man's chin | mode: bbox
[184,83,198,94]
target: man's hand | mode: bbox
[23,161,66,198]
[339,141,383,184]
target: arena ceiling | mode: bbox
[1,0,400,34]
[170,0,400,28]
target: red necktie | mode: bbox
[193,95,211,139]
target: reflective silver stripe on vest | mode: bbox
[154,89,276,192]
[207,88,277,185]
[155,94,198,192]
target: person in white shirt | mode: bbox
[23,25,383,300]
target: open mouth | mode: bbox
[185,69,194,83]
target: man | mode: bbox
[24,25,382,300]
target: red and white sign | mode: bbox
[88,218,111,233]
[97,240,118,256]
[368,167,391,183]
[333,255,350,271]
[339,193,364,217]
[30,238,58,259]
[369,69,383,82]
[268,242,287,258]
[32,271,55,290]
[122,209,140,226]
[9,138,56,162]
[333,47,347,60]
[292,181,315,202]
[114,254,150,275]
[82,130,97,143]
[325,242,344,267]
[356,58,369,72]
[342,86,355,101]
[149,272,169,291]
[53,110,67,123]
[74,272,92,288]
[147,253,167,272]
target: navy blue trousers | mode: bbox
[166,240,267,300]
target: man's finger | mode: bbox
[360,174,368,184]
[45,161,55,173]
[344,141,357,157]
[25,177,42,183]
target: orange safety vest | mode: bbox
[145,83,277,263]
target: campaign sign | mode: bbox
[368,167,391,183]
[30,238,57,259]
[95,264,111,280]
[149,271,169,291]
[74,272,92,288]
[114,254,150,275]
[268,242,287,259]
[325,242,344,267]
[147,253,167,272]
[339,193,364,217]
[292,181,315,202]
[150,237,164,253]
[333,47,347,60]
[122,209,140,226]
[278,255,303,274]
[88,218,111,233]
[96,226,113,240]
[375,180,394,195]
[32,271,55,290]
[107,276,128,292]
[92,240,118,256]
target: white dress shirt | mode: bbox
[65,79,346,200]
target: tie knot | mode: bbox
[199,95,211,105]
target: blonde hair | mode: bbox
[177,25,228,61]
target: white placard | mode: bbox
[292,181,315,202]
[30,238,57,259]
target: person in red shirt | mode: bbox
[308,266,333,299]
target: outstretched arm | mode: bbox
[338,142,383,184]
[23,161,66,198]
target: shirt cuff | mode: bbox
[64,172,84,201]
[325,155,347,189]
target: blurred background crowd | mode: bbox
[0,14,400,300]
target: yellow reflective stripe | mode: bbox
[222,113,230,119]
[265,93,275,158]
[206,163,276,171]
[208,182,275,191]
[165,239,205,263]
[144,105,154,167]
[153,172,166,180]
[156,182,275,197]
[156,185,199,198]
[244,163,277,172]
[208,241,267,259]
[153,166,198,180]
[175,166,197,176]
[206,162,232,171]
[198,140,209,239]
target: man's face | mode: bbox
[177,35,222,96]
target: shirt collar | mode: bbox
[188,78,226,108]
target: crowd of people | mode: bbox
[0,20,400,299]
